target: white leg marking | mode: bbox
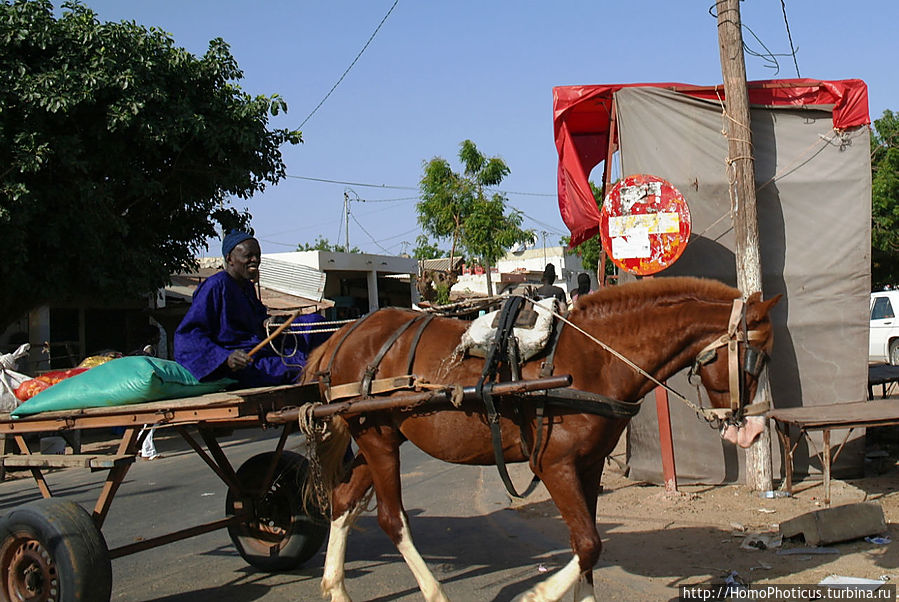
[395,513,449,602]
[321,511,353,602]
[572,573,596,602]
[516,555,582,602]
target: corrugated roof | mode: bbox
[258,256,326,302]
[419,257,464,274]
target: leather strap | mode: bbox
[362,314,427,396]
[477,296,541,498]
[406,314,435,375]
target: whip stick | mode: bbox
[247,309,303,358]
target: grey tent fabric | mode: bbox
[612,86,871,483]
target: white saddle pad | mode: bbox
[456,298,557,361]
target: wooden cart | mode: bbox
[0,374,571,600]
[0,383,329,601]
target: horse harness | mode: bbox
[312,296,769,499]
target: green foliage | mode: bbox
[297,235,361,254]
[417,140,533,284]
[434,281,451,305]
[0,0,301,330]
[560,181,615,279]
[411,235,444,260]
[872,110,899,289]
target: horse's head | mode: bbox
[690,292,781,448]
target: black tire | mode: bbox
[890,340,899,366]
[225,451,328,571]
[0,498,111,602]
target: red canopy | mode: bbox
[553,78,870,247]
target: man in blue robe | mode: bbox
[174,231,322,388]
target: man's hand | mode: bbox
[226,349,253,371]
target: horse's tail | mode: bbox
[300,411,352,519]
[298,338,354,518]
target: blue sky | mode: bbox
[80,1,898,256]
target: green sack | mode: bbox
[12,356,233,418]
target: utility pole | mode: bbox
[716,0,772,491]
[343,191,351,251]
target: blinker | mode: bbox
[743,346,765,377]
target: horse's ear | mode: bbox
[748,293,782,321]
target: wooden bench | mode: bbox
[770,399,899,506]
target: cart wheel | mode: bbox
[226,451,328,571]
[0,498,112,602]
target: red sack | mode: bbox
[14,368,90,402]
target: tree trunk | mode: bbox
[484,261,494,296]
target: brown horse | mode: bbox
[302,276,779,602]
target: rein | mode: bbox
[508,294,767,427]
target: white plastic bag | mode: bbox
[0,343,31,412]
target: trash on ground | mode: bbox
[740,533,782,551]
[819,574,889,591]
[865,535,891,545]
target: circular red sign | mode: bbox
[599,174,692,276]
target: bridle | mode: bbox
[688,297,770,427]
[506,294,772,430]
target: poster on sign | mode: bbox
[599,174,692,276]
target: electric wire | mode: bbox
[780,0,800,78]
[286,174,417,190]
[708,1,796,76]
[298,0,399,130]
[350,213,390,254]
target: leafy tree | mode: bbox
[0,0,301,331]
[418,140,533,295]
[411,235,444,260]
[561,181,615,285]
[872,110,899,289]
[297,235,360,254]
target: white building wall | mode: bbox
[451,246,591,297]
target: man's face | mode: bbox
[226,239,261,283]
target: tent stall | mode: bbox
[553,79,871,482]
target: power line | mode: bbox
[780,0,800,78]
[350,214,390,254]
[286,173,555,198]
[285,174,417,190]
[520,211,566,236]
[487,187,555,198]
[298,0,399,129]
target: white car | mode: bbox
[870,291,899,364]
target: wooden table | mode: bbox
[770,399,899,505]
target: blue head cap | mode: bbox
[222,230,254,258]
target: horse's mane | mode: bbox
[574,276,740,316]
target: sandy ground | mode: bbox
[8,420,899,599]
[511,426,899,598]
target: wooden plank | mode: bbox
[0,382,322,436]
[1,454,135,469]
[0,382,319,424]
